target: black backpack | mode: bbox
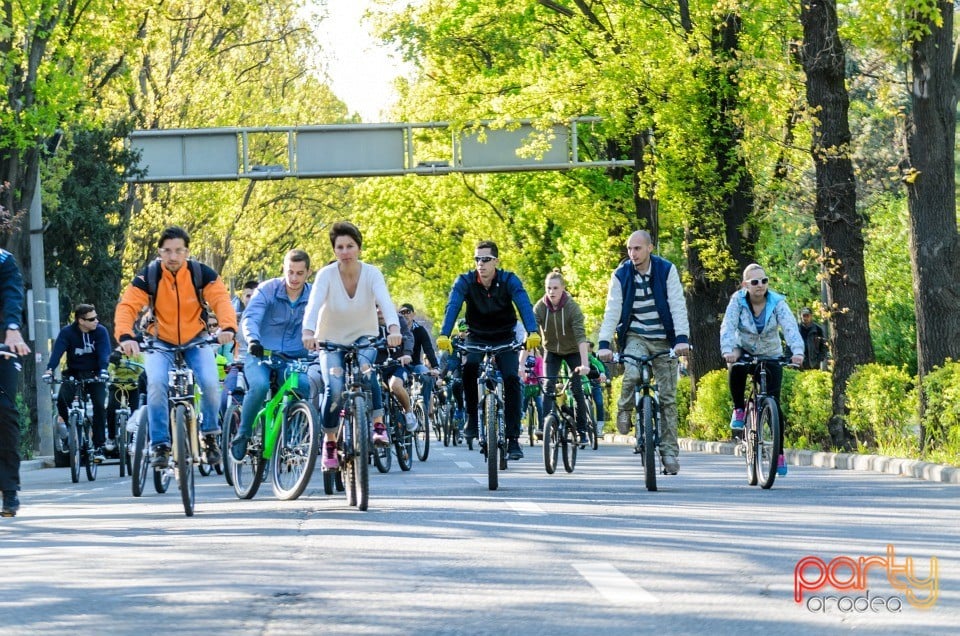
[144,258,210,323]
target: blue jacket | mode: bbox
[240,278,311,356]
[48,322,111,374]
[440,268,538,342]
[0,250,25,330]
[598,256,689,351]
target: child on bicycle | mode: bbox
[719,263,804,475]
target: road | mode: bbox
[2,438,957,635]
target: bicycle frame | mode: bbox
[251,355,313,461]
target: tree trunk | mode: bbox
[801,0,872,450]
[902,2,960,449]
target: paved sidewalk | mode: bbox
[602,434,960,485]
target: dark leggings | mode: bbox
[729,362,786,449]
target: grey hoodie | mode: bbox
[534,291,587,356]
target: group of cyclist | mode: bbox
[0,220,812,518]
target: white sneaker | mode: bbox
[104,438,117,452]
[404,411,418,432]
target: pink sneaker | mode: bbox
[372,422,389,446]
[322,441,338,470]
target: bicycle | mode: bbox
[46,376,105,483]
[229,353,319,500]
[613,349,676,492]
[439,373,463,447]
[538,373,579,474]
[409,372,431,462]
[219,361,246,488]
[371,355,413,474]
[730,354,794,489]
[454,340,524,491]
[132,336,218,517]
[109,359,145,478]
[523,382,542,448]
[317,338,383,511]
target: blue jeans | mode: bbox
[410,364,435,413]
[319,340,382,431]
[145,339,222,446]
[238,356,311,438]
[590,380,605,422]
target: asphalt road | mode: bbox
[2,438,957,635]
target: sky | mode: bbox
[311,1,413,123]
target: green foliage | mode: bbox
[15,393,33,461]
[921,360,960,463]
[846,363,918,455]
[781,369,832,449]
[676,374,692,436]
[686,369,732,441]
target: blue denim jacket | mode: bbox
[240,277,311,356]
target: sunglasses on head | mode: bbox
[748,277,769,287]
[474,255,496,264]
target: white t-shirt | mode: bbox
[302,261,399,346]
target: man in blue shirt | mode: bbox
[44,304,112,463]
[0,249,31,517]
[230,250,313,461]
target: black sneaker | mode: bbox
[203,435,221,464]
[578,431,588,446]
[507,439,524,460]
[1,491,19,517]
[151,443,171,468]
[463,424,478,440]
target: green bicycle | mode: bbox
[228,353,318,501]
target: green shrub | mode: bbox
[846,363,918,455]
[781,369,832,449]
[921,360,960,461]
[676,374,692,436]
[687,369,732,441]
[15,393,33,461]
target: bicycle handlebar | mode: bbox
[453,341,524,356]
[612,350,676,366]
[140,335,220,354]
[729,353,797,368]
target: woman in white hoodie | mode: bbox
[533,269,591,443]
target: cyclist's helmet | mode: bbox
[457,318,468,334]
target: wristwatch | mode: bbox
[6,324,19,331]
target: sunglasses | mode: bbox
[399,309,412,316]
[81,315,99,322]
[474,256,496,264]
[748,277,769,287]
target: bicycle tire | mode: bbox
[641,395,657,492]
[84,423,98,482]
[442,402,453,447]
[323,469,336,495]
[198,460,213,476]
[272,400,318,501]
[67,414,81,484]
[131,412,150,497]
[583,397,598,450]
[221,402,241,487]
[117,411,129,477]
[562,417,578,473]
[745,402,758,486]
[153,447,171,494]
[526,401,539,447]
[484,393,499,490]
[231,415,265,500]
[413,402,429,461]
[342,418,357,507]
[173,406,195,516]
[353,396,370,510]
[757,397,781,489]
[542,413,559,475]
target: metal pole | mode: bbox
[29,169,53,457]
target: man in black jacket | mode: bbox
[399,303,441,418]
[0,249,30,517]
[799,307,829,371]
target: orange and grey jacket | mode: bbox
[114,261,237,346]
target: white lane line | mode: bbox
[507,500,545,515]
[471,475,487,485]
[573,562,658,604]
[455,461,473,469]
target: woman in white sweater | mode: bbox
[302,221,402,469]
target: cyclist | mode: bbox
[0,248,30,517]
[521,349,544,435]
[114,226,237,468]
[533,269,592,444]
[586,342,608,436]
[376,305,418,432]
[302,221,403,469]
[229,249,314,461]
[106,348,145,457]
[720,262,804,476]
[597,230,689,475]
[439,319,469,429]
[220,281,257,417]
[436,240,541,461]
[44,304,112,463]
[399,303,441,420]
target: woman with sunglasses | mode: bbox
[720,263,804,474]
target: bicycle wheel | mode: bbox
[353,396,370,510]
[395,426,413,471]
[67,414,81,484]
[221,402,241,487]
[372,415,392,473]
[272,400,319,501]
[757,397,782,489]
[231,416,265,500]
[441,402,452,447]
[562,418,578,473]
[413,402,429,461]
[526,400,539,447]
[641,395,657,492]
[132,412,150,497]
[484,393,499,490]
[84,424,98,482]
[117,411,129,477]
[744,403,758,486]
[432,398,444,442]
[323,469,344,495]
[173,406,195,516]
[542,412,559,474]
[583,397,598,450]
[342,419,357,507]
[198,459,213,476]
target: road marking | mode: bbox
[455,461,473,469]
[507,500,545,515]
[573,562,658,604]
[471,475,487,485]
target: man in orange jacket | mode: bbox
[115,226,237,467]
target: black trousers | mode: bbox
[0,356,22,492]
[462,340,521,438]
[58,374,108,447]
